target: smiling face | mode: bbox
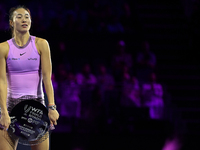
[10,8,31,35]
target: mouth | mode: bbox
[22,24,28,28]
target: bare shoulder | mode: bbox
[35,37,50,54]
[35,37,49,46]
[0,41,9,58]
[0,41,9,50]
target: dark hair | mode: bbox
[9,5,31,37]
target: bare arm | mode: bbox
[36,38,59,125]
[36,38,54,104]
[0,42,10,130]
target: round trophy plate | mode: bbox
[8,100,50,144]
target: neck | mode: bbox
[13,32,30,47]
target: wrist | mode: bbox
[48,103,55,106]
[48,105,56,110]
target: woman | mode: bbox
[0,5,59,150]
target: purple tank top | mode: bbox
[6,36,44,99]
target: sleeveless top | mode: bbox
[6,36,44,99]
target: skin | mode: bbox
[0,8,59,150]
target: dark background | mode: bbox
[0,0,200,149]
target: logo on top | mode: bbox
[20,52,26,56]
[8,58,20,60]
[24,105,43,115]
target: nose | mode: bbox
[22,16,28,22]
[22,18,27,22]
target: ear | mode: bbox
[9,20,13,27]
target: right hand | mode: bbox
[0,112,11,131]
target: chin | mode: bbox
[20,30,30,34]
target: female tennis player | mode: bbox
[0,5,59,150]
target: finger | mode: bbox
[53,121,57,125]
[3,125,8,131]
[50,121,53,126]
[3,126,6,131]
[0,124,4,129]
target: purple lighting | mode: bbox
[0,0,199,149]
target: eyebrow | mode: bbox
[16,14,29,16]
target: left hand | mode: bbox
[48,109,59,126]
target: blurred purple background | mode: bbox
[0,0,200,149]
